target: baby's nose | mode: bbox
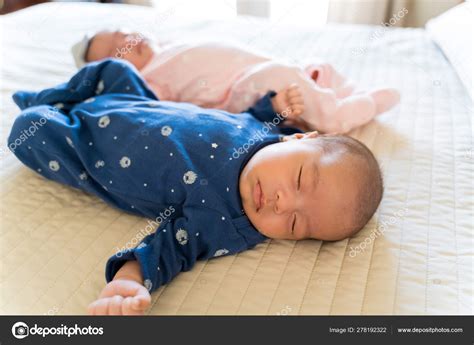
[273,190,294,215]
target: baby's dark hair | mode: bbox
[315,135,384,237]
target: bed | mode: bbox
[1,2,472,315]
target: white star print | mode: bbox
[214,249,229,257]
[79,172,88,180]
[211,143,218,148]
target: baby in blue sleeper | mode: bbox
[8,59,383,315]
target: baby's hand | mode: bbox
[87,278,151,315]
[271,84,305,118]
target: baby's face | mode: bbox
[239,132,359,241]
[86,30,154,70]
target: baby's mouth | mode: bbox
[253,180,264,212]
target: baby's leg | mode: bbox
[7,105,132,210]
[218,61,311,114]
[304,62,354,98]
[312,87,400,133]
[13,59,157,112]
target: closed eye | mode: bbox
[291,213,296,234]
[297,165,302,190]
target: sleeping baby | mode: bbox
[8,59,383,315]
[72,30,400,134]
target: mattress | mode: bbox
[1,2,472,315]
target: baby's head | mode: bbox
[77,30,154,70]
[239,131,383,241]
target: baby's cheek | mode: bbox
[257,214,286,239]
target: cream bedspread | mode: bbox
[1,2,472,315]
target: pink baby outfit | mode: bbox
[140,42,399,133]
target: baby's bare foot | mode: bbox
[272,84,305,118]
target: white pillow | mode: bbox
[426,1,473,100]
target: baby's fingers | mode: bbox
[88,298,112,315]
[108,295,125,315]
[134,294,151,310]
[122,297,147,315]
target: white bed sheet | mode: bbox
[1,2,472,315]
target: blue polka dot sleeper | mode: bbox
[8,59,301,293]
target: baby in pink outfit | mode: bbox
[74,30,400,133]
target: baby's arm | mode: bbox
[88,261,150,315]
[89,207,247,315]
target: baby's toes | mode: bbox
[289,93,304,114]
[291,103,305,116]
[286,84,301,99]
